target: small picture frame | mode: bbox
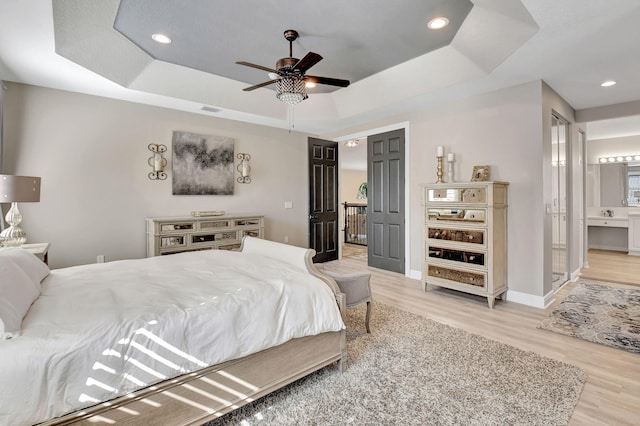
[471,165,490,182]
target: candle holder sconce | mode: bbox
[237,153,251,184]
[148,143,168,180]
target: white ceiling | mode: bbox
[2,0,640,140]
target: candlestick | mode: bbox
[436,155,444,183]
[447,159,454,183]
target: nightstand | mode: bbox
[21,242,50,265]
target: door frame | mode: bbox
[334,121,413,277]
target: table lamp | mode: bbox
[0,175,41,246]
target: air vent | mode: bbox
[201,106,221,113]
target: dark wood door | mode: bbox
[308,137,339,263]
[367,129,405,273]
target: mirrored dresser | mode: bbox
[421,182,508,308]
[146,214,264,257]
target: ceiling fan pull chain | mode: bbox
[288,105,295,133]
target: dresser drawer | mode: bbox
[427,227,485,245]
[427,264,486,288]
[242,228,262,238]
[427,246,486,267]
[198,219,233,230]
[427,187,487,204]
[235,218,263,227]
[460,187,487,203]
[191,231,238,245]
[427,208,487,225]
[217,242,242,251]
[159,222,195,233]
[160,235,186,249]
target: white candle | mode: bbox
[154,153,164,172]
[437,146,444,157]
[241,160,250,177]
[447,153,455,162]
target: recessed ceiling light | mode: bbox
[601,80,616,87]
[427,17,449,30]
[151,33,172,44]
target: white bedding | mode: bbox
[0,249,344,426]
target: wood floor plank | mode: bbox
[322,248,640,426]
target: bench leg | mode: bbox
[365,301,371,333]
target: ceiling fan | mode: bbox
[236,29,350,105]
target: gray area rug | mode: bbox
[540,281,640,355]
[207,302,586,426]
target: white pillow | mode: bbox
[0,260,40,339]
[0,247,50,291]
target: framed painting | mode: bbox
[471,165,490,182]
[172,131,234,195]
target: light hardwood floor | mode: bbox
[581,249,640,287]
[321,249,640,426]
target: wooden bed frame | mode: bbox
[40,238,347,426]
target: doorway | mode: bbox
[367,129,405,273]
[336,122,411,275]
[308,137,339,263]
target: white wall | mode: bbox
[2,83,313,268]
[587,134,640,163]
[340,169,367,204]
[4,80,585,304]
[325,81,547,300]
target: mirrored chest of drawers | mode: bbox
[421,182,508,308]
[146,214,264,257]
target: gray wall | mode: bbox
[324,81,551,304]
[4,79,585,306]
[3,83,312,268]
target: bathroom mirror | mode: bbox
[587,162,639,207]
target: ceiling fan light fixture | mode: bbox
[276,77,307,106]
[344,139,359,148]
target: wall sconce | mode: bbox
[237,153,251,184]
[148,143,167,180]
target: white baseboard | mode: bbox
[504,289,554,309]
[588,244,627,252]
[410,270,556,309]
[570,268,581,281]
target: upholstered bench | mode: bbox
[323,270,372,333]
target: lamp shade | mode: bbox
[0,175,41,202]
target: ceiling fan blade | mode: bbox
[293,52,323,73]
[305,75,350,88]
[236,61,278,74]
[242,80,277,91]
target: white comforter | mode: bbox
[0,249,344,426]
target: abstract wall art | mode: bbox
[172,131,235,195]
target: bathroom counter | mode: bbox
[587,216,629,228]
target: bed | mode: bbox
[0,237,346,426]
